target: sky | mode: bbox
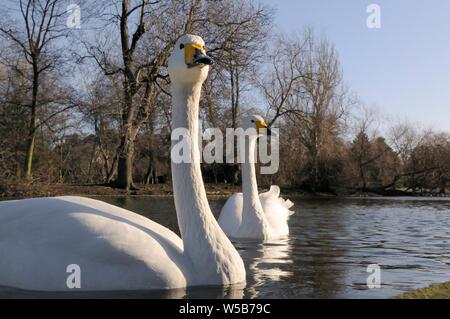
[262,0,450,132]
[3,0,449,132]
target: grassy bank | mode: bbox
[395,282,450,299]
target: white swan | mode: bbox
[0,34,246,292]
[218,115,294,240]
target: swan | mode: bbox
[0,34,246,292]
[218,115,294,240]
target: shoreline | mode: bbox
[1,182,449,201]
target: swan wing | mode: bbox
[0,196,190,291]
[218,193,243,237]
[259,185,295,237]
[260,185,280,199]
[260,185,295,214]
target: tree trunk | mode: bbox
[106,153,118,184]
[310,145,319,193]
[439,174,446,194]
[86,142,97,184]
[144,145,156,185]
[144,164,155,185]
[24,130,36,179]
[112,0,141,190]
[230,68,236,129]
[311,161,318,193]
[115,133,136,190]
[24,60,38,179]
[359,163,367,192]
[229,67,240,184]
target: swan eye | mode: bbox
[180,44,184,50]
[251,120,255,123]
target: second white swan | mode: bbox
[218,115,294,240]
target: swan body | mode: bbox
[218,115,294,240]
[0,196,188,291]
[0,35,246,291]
[219,186,294,239]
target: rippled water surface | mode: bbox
[1,196,449,298]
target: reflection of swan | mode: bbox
[242,238,293,298]
[218,115,294,240]
[0,35,245,291]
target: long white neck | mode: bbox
[239,136,271,239]
[171,81,245,285]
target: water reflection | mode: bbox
[0,196,449,298]
[241,239,292,298]
[184,238,294,299]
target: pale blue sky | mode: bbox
[263,0,450,132]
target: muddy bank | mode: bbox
[1,181,447,201]
[0,182,309,200]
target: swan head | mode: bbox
[168,34,213,85]
[241,114,271,136]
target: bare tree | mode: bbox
[0,63,29,180]
[78,72,122,183]
[254,33,309,126]
[78,0,273,189]
[0,0,74,178]
[205,0,272,128]
[257,30,351,191]
[80,0,214,189]
[349,104,386,191]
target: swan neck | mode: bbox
[170,81,244,284]
[240,137,270,239]
[242,137,260,204]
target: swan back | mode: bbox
[0,196,189,291]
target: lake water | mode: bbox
[1,196,449,298]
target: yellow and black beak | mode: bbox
[256,120,271,135]
[184,43,213,68]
